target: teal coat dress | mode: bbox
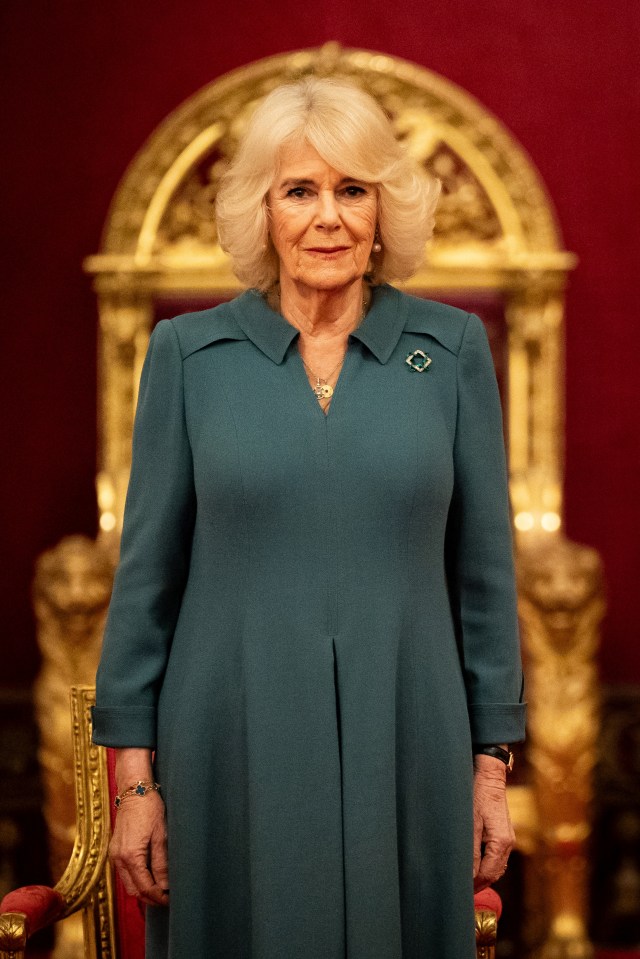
[92,283,526,959]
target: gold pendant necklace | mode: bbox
[317,382,334,399]
[300,356,344,399]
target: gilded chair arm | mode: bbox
[474,888,502,919]
[474,888,501,959]
[475,908,498,959]
[0,687,114,959]
[0,885,65,955]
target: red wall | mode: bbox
[1,1,639,686]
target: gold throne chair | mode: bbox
[12,45,604,958]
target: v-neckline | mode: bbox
[290,343,356,421]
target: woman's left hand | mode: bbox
[472,753,515,891]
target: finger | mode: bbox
[115,857,157,905]
[114,860,160,906]
[474,860,508,893]
[137,875,168,907]
[109,838,140,898]
[138,886,167,908]
[133,875,166,907]
[128,852,168,906]
[114,860,139,897]
[149,831,170,903]
[475,838,510,888]
[473,808,482,878]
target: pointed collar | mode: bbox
[348,284,407,363]
[178,285,467,364]
[228,284,408,366]
[229,290,300,365]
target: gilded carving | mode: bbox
[97,294,154,545]
[430,145,502,245]
[0,912,27,958]
[518,536,605,958]
[33,551,114,958]
[0,688,115,958]
[85,46,571,277]
[506,282,566,530]
[53,688,115,957]
[33,538,113,882]
[91,45,565,260]
[475,909,498,959]
[153,134,505,262]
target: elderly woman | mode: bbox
[92,77,525,959]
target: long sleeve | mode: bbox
[92,319,196,748]
[446,313,526,744]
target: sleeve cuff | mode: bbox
[468,702,527,744]
[91,705,157,749]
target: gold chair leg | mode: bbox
[476,908,498,959]
[0,911,28,959]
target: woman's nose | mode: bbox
[316,191,340,227]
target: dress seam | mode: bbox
[332,639,347,957]
[325,421,340,637]
[215,353,254,956]
[167,318,196,454]
[404,370,423,955]
[452,313,474,453]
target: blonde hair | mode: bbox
[215,77,440,290]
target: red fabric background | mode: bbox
[1,1,638,686]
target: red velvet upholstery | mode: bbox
[0,884,65,934]
[595,952,640,958]
[473,887,502,919]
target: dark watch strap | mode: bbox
[472,745,515,771]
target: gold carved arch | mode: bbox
[85,43,576,542]
[96,44,565,264]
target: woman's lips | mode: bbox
[305,246,350,256]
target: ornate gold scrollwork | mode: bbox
[53,687,116,959]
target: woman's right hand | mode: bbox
[109,792,169,907]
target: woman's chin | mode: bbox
[288,266,365,293]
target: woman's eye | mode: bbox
[344,185,367,197]
[286,187,309,199]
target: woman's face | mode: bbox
[267,140,378,293]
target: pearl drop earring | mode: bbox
[372,241,382,253]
